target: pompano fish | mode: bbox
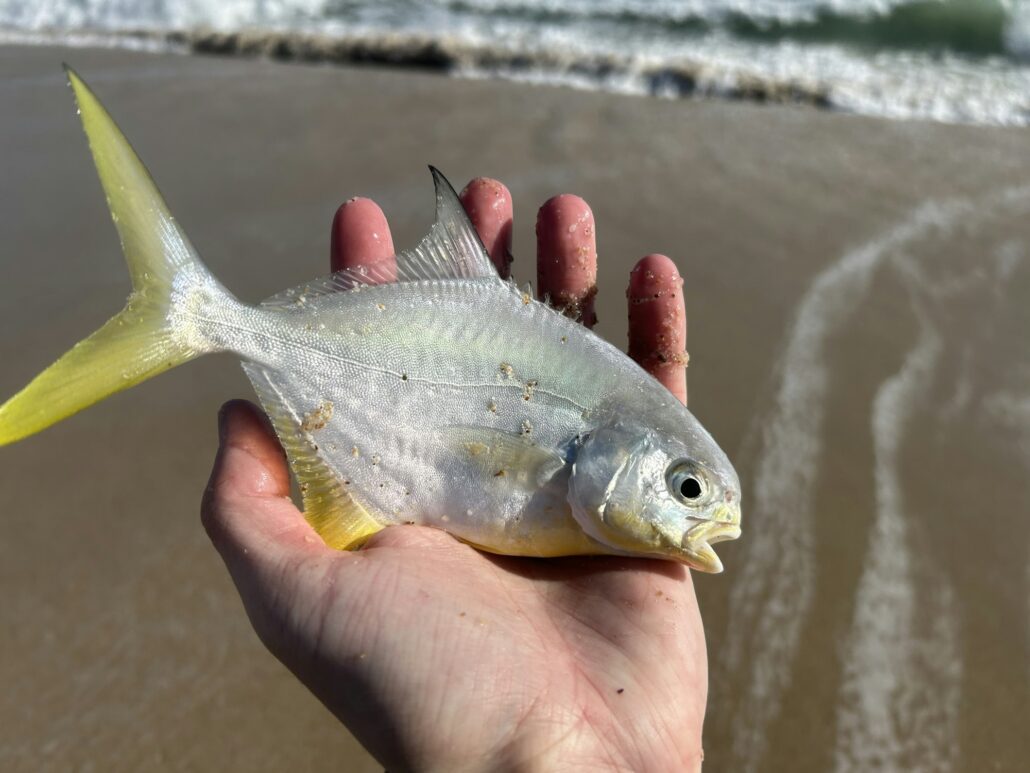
[0,68,742,572]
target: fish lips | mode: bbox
[681,518,742,574]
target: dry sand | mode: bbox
[1,44,1028,771]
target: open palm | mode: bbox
[202,180,705,771]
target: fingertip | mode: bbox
[214,399,291,498]
[330,197,397,281]
[628,253,681,296]
[536,194,598,327]
[460,177,513,279]
[203,400,321,559]
[628,254,688,405]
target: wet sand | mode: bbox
[1,44,1028,771]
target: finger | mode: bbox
[330,197,397,282]
[536,194,598,327]
[201,400,326,564]
[459,177,513,278]
[628,254,688,405]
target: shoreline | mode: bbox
[0,25,861,113]
[4,1,1030,130]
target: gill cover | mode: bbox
[568,420,671,553]
[568,418,741,572]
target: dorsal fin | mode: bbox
[241,363,383,550]
[420,165,496,279]
[262,167,496,309]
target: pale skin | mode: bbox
[201,180,703,771]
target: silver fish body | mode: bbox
[202,269,740,566]
[0,68,742,571]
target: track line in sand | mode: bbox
[717,185,1030,771]
[832,255,960,772]
[834,189,1030,772]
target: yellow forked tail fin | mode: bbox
[0,67,230,446]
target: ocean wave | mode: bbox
[4,1,1030,61]
[0,25,834,105]
[2,1,1030,126]
[439,0,1026,60]
[727,1,1019,59]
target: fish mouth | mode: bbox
[681,520,742,574]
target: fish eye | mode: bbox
[680,476,703,500]
[667,461,708,505]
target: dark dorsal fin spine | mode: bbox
[261,167,497,309]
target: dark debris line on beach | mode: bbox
[117,26,832,109]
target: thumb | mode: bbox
[203,401,383,685]
[202,399,327,572]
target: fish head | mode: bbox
[568,416,741,572]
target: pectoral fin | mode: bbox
[440,426,566,491]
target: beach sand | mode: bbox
[1,44,1027,771]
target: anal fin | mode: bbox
[242,364,382,550]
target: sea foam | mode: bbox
[2,0,1030,126]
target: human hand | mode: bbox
[202,180,703,771]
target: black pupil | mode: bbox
[680,476,702,499]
